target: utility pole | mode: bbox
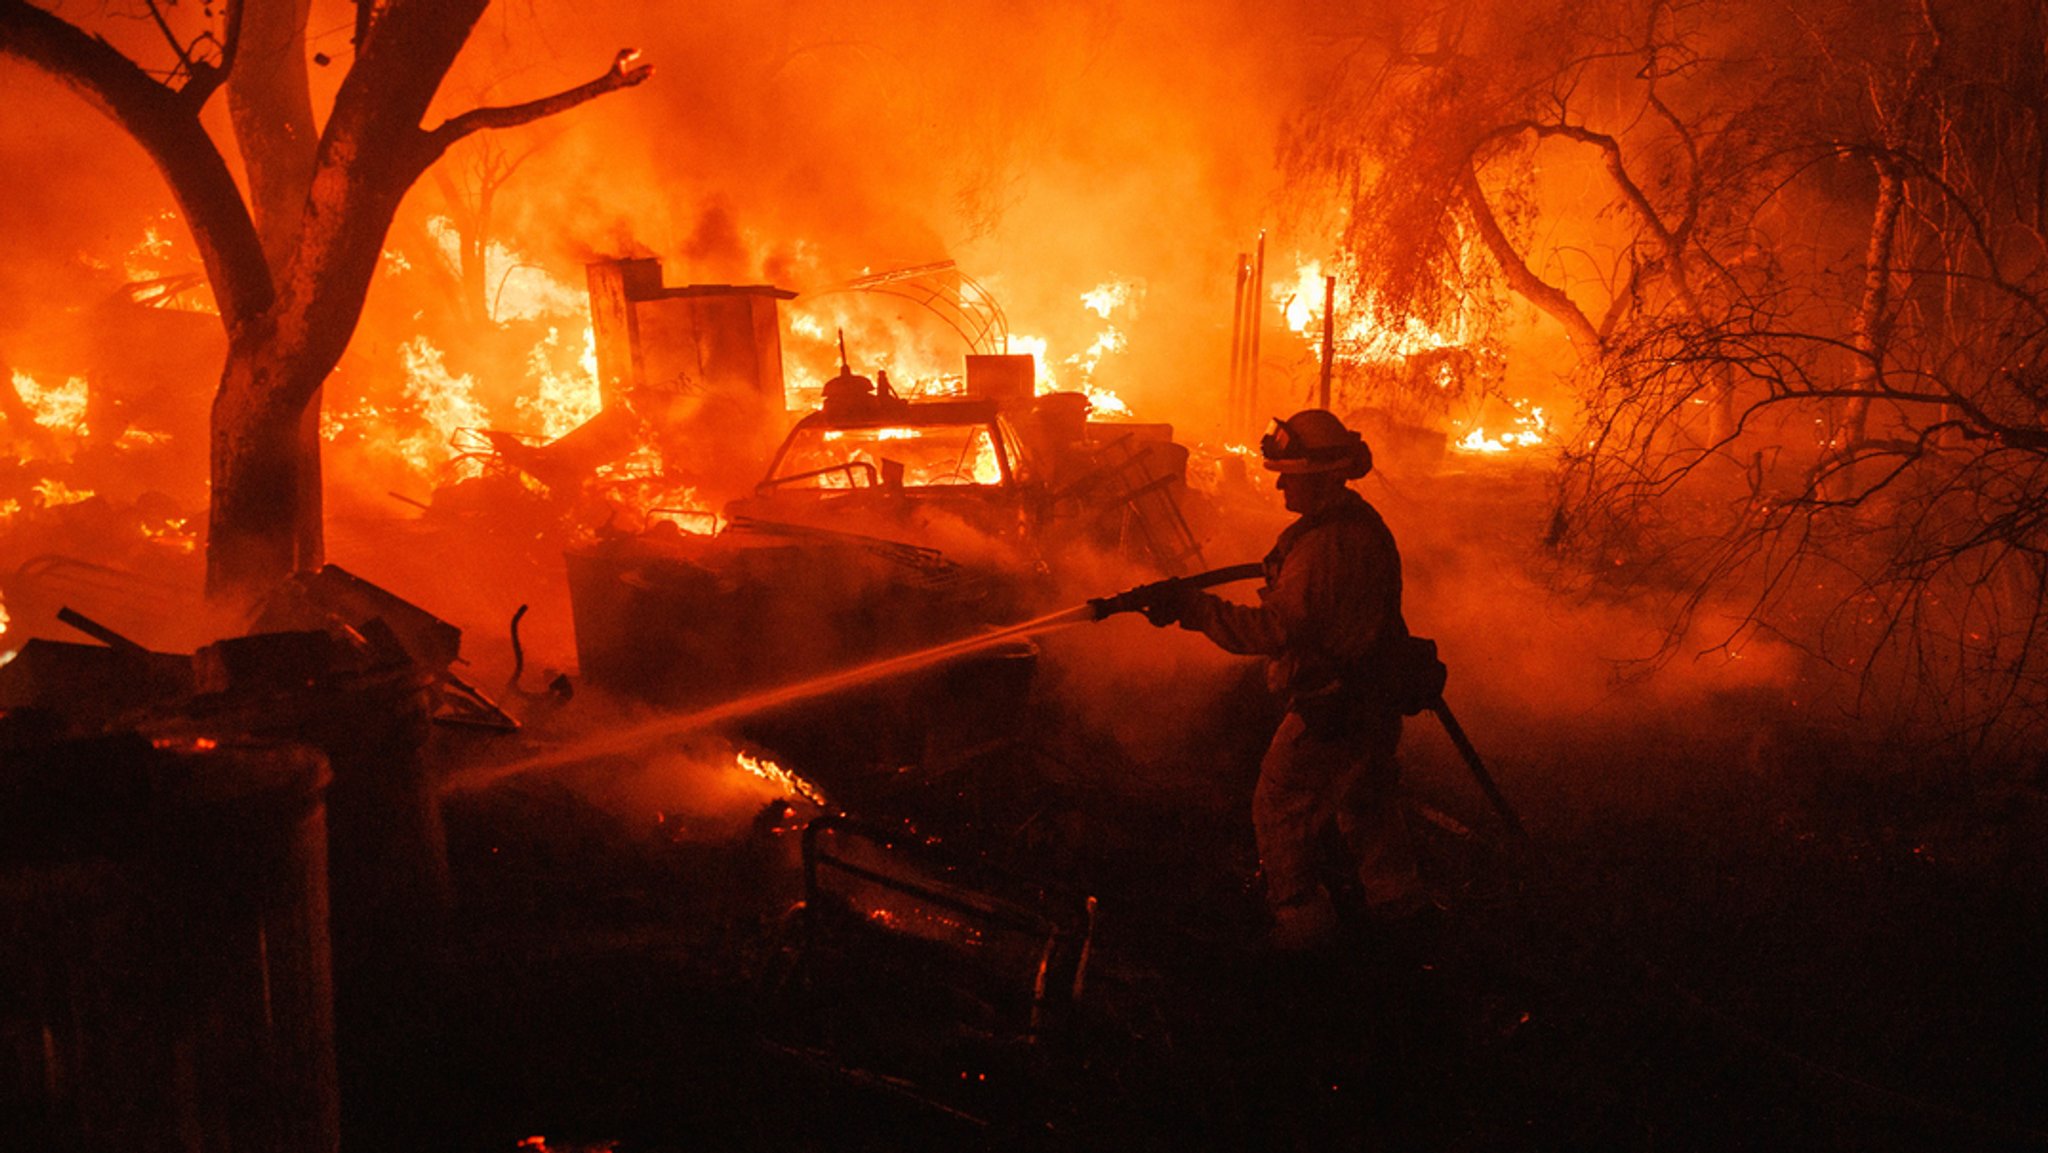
[1236,232,1253,430]
[1317,273,1336,410]
[1226,232,1269,432]
[1228,252,1249,426]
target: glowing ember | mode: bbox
[33,478,94,507]
[592,445,718,529]
[1454,406,1550,454]
[863,902,985,945]
[12,370,89,435]
[734,750,827,806]
[117,427,172,449]
[141,517,198,554]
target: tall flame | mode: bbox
[398,337,489,476]
[517,325,603,441]
[426,216,586,323]
[1274,256,1465,365]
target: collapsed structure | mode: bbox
[460,257,1209,711]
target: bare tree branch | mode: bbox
[1457,162,1604,354]
[422,48,653,158]
[0,0,272,331]
[141,0,196,80]
[181,0,243,110]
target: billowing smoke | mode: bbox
[0,0,1884,772]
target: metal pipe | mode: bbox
[56,606,146,653]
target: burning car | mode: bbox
[550,260,1205,716]
[565,358,1190,713]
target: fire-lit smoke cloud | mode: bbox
[419,0,1306,424]
[4,0,1379,502]
[0,0,1835,754]
[1,0,1334,512]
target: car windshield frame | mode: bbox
[763,413,1016,492]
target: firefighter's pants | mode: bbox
[1254,710,1417,923]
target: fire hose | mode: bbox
[1089,563,1525,838]
[1085,562,1265,619]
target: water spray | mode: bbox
[443,563,1268,795]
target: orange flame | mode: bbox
[734,750,827,806]
[11,370,89,441]
[1453,404,1550,454]
[1274,256,1466,365]
[32,478,94,508]
[516,325,603,441]
[140,516,198,554]
[397,336,490,477]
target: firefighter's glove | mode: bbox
[1136,577,1196,627]
[1090,576,1196,625]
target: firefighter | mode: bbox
[1139,409,1420,951]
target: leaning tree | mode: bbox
[1281,0,2048,752]
[0,0,650,606]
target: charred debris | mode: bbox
[2,256,1377,1148]
[6,249,2039,1151]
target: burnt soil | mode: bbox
[333,679,2048,1153]
[14,466,2030,1151]
[290,465,2048,1153]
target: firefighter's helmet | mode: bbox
[1260,409,1372,478]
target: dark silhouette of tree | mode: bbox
[0,0,650,605]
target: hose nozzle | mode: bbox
[1088,562,1264,621]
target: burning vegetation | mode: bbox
[4,0,2048,1149]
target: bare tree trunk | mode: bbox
[4,0,651,608]
[208,343,319,602]
[1835,155,1905,497]
[228,0,316,261]
[228,0,324,575]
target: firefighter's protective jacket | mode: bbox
[1182,488,1406,700]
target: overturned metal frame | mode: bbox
[804,261,1011,355]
